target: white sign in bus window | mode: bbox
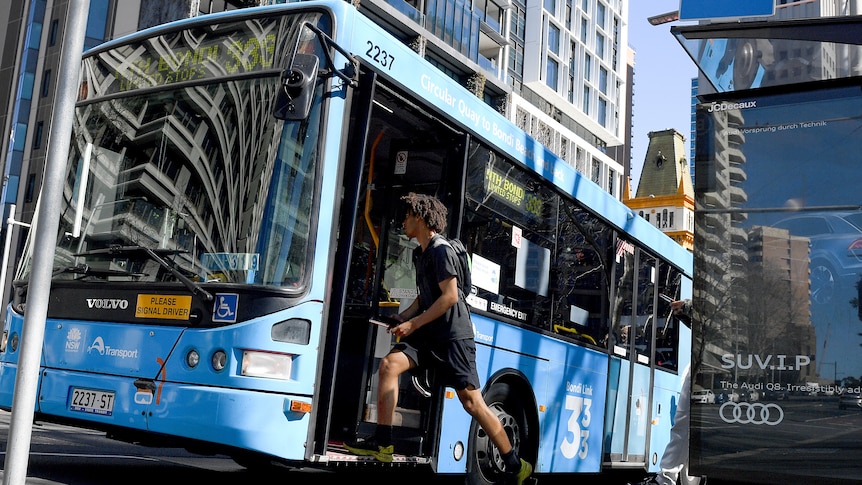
[569,305,589,326]
[470,253,500,295]
[515,238,550,297]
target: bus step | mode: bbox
[322,442,431,465]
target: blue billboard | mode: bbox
[679,0,774,20]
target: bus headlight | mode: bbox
[211,350,227,371]
[186,349,200,368]
[241,350,293,380]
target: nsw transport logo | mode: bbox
[65,327,83,352]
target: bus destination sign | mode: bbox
[83,17,294,97]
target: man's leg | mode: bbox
[457,387,512,453]
[377,350,413,426]
[457,387,532,484]
[345,350,413,462]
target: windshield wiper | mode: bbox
[74,245,214,302]
[53,263,146,279]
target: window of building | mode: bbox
[28,22,42,50]
[49,19,59,46]
[510,43,525,81]
[85,0,110,49]
[509,0,527,83]
[599,66,608,93]
[544,0,556,15]
[568,41,577,103]
[596,2,606,30]
[583,85,591,114]
[549,23,560,55]
[33,121,44,149]
[612,17,620,70]
[547,58,559,89]
[584,53,592,81]
[41,70,51,97]
[607,168,615,197]
[596,32,605,60]
[21,72,34,100]
[13,123,27,152]
[598,97,607,126]
[581,17,588,44]
[511,0,527,41]
[24,174,36,204]
[591,157,601,185]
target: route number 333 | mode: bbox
[560,395,591,459]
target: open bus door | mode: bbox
[325,74,466,463]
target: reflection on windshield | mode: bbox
[19,75,321,290]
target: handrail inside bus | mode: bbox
[364,131,386,251]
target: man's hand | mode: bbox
[391,320,415,338]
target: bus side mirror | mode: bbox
[273,53,319,121]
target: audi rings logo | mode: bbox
[719,402,784,425]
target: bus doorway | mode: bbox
[329,79,466,461]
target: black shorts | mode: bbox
[391,338,481,391]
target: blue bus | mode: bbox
[0,2,692,482]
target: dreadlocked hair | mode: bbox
[401,192,448,233]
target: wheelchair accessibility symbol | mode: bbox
[213,293,239,323]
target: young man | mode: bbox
[346,193,532,485]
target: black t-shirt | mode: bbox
[406,234,474,348]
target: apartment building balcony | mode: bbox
[385,0,425,23]
[358,0,511,95]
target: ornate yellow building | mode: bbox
[625,129,694,250]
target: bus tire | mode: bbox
[465,381,532,485]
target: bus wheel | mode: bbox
[466,382,530,485]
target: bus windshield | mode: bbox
[17,11,329,291]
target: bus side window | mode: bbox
[656,265,683,371]
[552,202,612,347]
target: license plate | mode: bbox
[69,388,115,416]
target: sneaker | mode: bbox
[505,458,532,485]
[343,437,394,463]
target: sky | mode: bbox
[626,1,699,194]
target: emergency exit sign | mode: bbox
[679,0,775,20]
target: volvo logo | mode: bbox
[719,402,784,425]
[86,298,129,310]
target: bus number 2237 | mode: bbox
[365,41,395,70]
